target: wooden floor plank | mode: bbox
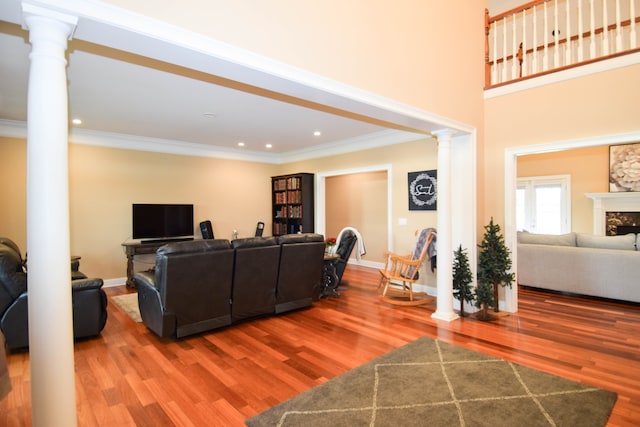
[1,264,639,426]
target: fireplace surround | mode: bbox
[585,192,640,235]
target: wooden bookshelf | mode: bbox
[271,173,314,236]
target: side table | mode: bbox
[121,241,165,287]
[321,253,340,298]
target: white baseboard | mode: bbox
[103,277,126,288]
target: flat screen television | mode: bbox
[132,203,194,241]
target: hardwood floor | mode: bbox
[2,265,639,426]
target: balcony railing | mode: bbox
[485,0,640,88]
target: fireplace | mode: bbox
[606,212,640,236]
[586,192,640,235]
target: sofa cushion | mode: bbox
[637,234,640,250]
[517,231,576,246]
[232,236,277,250]
[157,239,231,256]
[576,233,637,251]
[277,233,324,245]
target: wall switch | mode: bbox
[398,218,407,226]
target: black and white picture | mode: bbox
[609,143,640,192]
[408,170,437,211]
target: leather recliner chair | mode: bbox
[334,229,357,285]
[275,233,325,314]
[0,237,108,351]
[135,239,235,338]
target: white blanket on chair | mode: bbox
[334,227,366,260]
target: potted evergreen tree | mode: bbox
[452,245,474,317]
[477,217,514,314]
[474,281,495,321]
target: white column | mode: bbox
[431,129,459,322]
[23,4,78,427]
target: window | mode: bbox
[516,175,571,234]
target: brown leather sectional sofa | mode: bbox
[134,233,325,338]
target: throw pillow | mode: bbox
[576,233,637,251]
[517,231,576,246]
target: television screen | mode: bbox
[132,204,194,240]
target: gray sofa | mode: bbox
[517,231,640,303]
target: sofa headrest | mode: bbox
[0,237,23,260]
[232,236,278,249]
[517,231,576,246]
[0,244,28,309]
[157,239,232,256]
[277,233,324,245]
[577,232,637,251]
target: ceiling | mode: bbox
[0,1,442,163]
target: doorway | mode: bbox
[315,164,392,269]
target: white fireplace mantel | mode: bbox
[585,192,640,235]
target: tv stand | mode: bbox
[140,237,193,244]
[122,238,193,288]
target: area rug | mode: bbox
[246,337,616,427]
[111,293,142,323]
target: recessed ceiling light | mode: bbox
[313,131,321,136]
[237,142,245,147]
[265,143,273,149]
[72,118,82,125]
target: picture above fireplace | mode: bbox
[609,143,640,192]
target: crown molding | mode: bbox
[280,129,427,163]
[0,119,426,164]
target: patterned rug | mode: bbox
[246,337,616,427]
[111,293,142,323]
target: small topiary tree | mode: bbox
[452,244,474,317]
[477,217,515,314]
[474,281,495,321]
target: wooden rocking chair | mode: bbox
[378,228,436,306]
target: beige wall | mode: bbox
[326,171,388,264]
[1,135,437,281]
[286,137,439,283]
[485,63,640,227]
[5,2,487,283]
[0,138,279,279]
[102,0,486,126]
[0,138,27,249]
[517,146,609,234]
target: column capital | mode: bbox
[22,2,78,39]
[432,128,457,143]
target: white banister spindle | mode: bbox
[512,14,518,79]
[544,1,550,70]
[590,0,596,58]
[578,0,584,61]
[493,22,498,84]
[533,5,538,74]
[521,9,527,77]
[615,0,622,51]
[566,0,572,65]
[502,16,508,82]
[554,0,560,66]
[602,0,610,55]
[631,0,638,48]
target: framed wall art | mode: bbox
[609,143,640,192]
[408,170,437,210]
